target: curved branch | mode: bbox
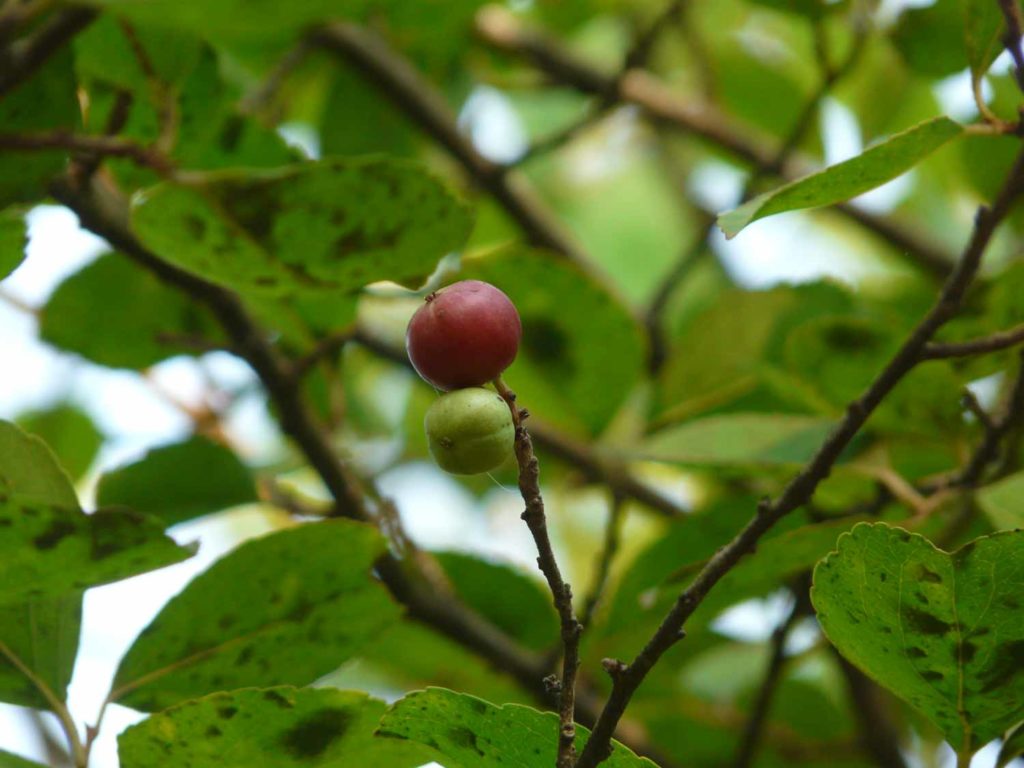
[0,6,95,96]
[573,146,1024,768]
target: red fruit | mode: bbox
[406,279,522,390]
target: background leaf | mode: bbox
[117,686,437,767]
[639,413,835,467]
[0,749,48,767]
[0,209,26,281]
[718,117,964,238]
[112,520,401,711]
[377,687,659,767]
[0,596,81,710]
[976,470,1024,531]
[39,253,221,370]
[0,421,79,510]
[812,523,1024,753]
[16,404,103,482]
[130,159,473,296]
[97,435,256,527]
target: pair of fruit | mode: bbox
[406,280,522,475]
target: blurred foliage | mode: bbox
[2,0,1024,765]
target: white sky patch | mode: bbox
[457,85,528,164]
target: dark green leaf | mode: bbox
[638,413,835,467]
[39,252,221,370]
[976,471,1024,531]
[0,596,81,709]
[117,686,436,767]
[377,687,658,767]
[997,720,1024,768]
[112,520,400,712]
[0,421,78,510]
[16,404,103,482]
[0,208,27,281]
[892,1,969,78]
[0,501,195,605]
[719,117,964,238]
[0,50,79,208]
[0,748,49,767]
[962,0,1005,84]
[462,247,644,434]
[812,523,1024,753]
[130,159,473,296]
[97,436,256,527]
[436,552,558,651]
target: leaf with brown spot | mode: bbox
[118,687,435,767]
[812,523,1024,757]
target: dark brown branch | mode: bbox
[1000,0,1024,95]
[578,493,626,630]
[922,322,1024,359]
[732,591,805,768]
[351,327,685,518]
[313,22,596,273]
[0,6,96,96]
[573,146,1024,768]
[494,376,581,768]
[475,6,955,280]
[835,653,910,768]
[0,131,174,174]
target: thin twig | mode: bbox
[578,492,626,630]
[240,38,314,118]
[494,376,581,768]
[289,328,355,381]
[922,322,1024,359]
[475,6,955,280]
[954,350,1024,487]
[834,652,910,768]
[0,641,86,767]
[0,6,95,96]
[732,590,805,768]
[621,0,684,73]
[509,102,613,168]
[0,131,175,174]
[573,146,1024,768]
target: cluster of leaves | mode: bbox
[2,0,1024,767]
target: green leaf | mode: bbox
[0,50,79,208]
[436,552,558,651]
[461,247,644,434]
[17,404,103,482]
[977,471,1024,531]
[0,421,83,709]
[97,436,256,527]
[0,500,195,605]
[130,159,473,296]
[39,252,221,370]
[892,1,970,78]
[0,595,81,709]
[639,413,835,466]
[718,117,964,238]
[0,749,49,767]
[0,421,79,510]
[962,0,1005,84]
[117,686,436,767]
[0,208,27,281]
[997,720,1024,768]
[112,520,401,712]
[377,687,658,767]
[811,523,1024,753]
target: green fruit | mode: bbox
[424,387,515,475]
